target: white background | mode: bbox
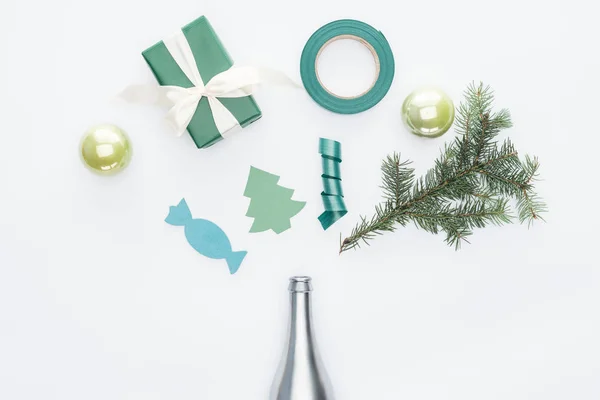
[0,0,598,399]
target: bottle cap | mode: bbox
[289,276,313,292]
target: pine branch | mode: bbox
[340,82,547,254]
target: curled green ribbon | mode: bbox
[318,138,347,230]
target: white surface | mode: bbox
[0,0,598,399]
[317,38,379,98]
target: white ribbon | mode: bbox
[120,30,299,137]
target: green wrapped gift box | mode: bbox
[142,16,262,148]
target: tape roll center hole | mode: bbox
[316,36,380,99]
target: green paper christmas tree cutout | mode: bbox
[244,166,306,234]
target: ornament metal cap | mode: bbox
[289,276,312,292]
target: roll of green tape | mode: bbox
[300,19,395,114]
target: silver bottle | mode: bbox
[270,276,335,400]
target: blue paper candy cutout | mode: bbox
[165,198,247,274]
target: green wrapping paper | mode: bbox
[142,16,262,148]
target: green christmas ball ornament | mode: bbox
[402,88,455,138]
[80,124,132,175]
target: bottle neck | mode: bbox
[290,291,313,340]
[288,277,315,347]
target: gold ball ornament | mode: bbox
[80,124,132,175]
[402,88,455,138]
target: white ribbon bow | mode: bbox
[120,30,298,137]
